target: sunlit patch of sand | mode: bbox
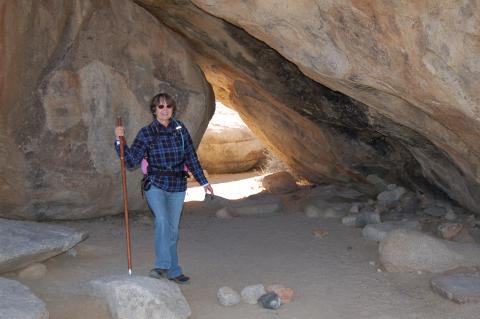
[185,171,265,201]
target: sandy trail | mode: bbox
[5,173,479,319]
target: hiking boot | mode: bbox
[149,268,168,279]
[169,274,190,284]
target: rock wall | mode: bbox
[2,0,480,218]
[136,0,480,214]
[0,0,214,220]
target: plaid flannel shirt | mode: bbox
[115,119,208,192]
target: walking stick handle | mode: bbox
[117,116,133,275]
[116,117,126,144]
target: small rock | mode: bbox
[452,228,476,243]
[445,209,458,221]
[377,187,406,205]
[66,248,78,257]
[312,228,328,238]
[387,184,397,191]
[304,205,321,218]
[258,291,281,309]
[262,171,298,194]
[240,284,266,304]
[266,284,294,304]
[355,210,381,227]
[215,208,234,219]
[217,286,240,306]
[18,263,47,280]
[227,195,282,216]
[323,207,346,219]
[466,215,477,226]
[362,221,420,242]
[342,215,357,226]
[349,203,361,214]
[399,192,419,214]
[438,223,463,240]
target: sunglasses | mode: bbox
[156,104,173,109]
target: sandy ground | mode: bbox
[5,172,480,319]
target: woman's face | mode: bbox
[155,101,173,123]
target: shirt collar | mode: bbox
[151,119,175,131]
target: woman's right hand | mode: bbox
[115,126,125,140]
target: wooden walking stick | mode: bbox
[116,117,133,276]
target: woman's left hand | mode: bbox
[204,184,214,197]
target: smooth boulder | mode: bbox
[0,278,48,319]
[0,218,87,273]
[90,275,191,319]
[379,229,480,273]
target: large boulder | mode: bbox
[0,218,87,273]
[197,103,265,173]
[0,278,48,319]
[0,0,214,220]
[137,0,480,215]
[379,229,480,273]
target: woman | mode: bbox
[115,93,214,284]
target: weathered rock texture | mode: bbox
[0,218,87,273]
[197,103,265,173]
[379,229,480,273]
[0,0,214,219]
[0,278,49,319]
[2,0,480,218]
[90,275,191,319]
[135,0,480,214]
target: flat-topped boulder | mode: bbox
[0,278,48,319]
[0,218,87,273]
[197,103,265,173]
[90,275,191,319]
[431,271,480,304]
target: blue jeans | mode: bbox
[145,185,186,278]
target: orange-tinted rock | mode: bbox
[266,284,294,304]
[438,223,464,240]
[262,171,298,194]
